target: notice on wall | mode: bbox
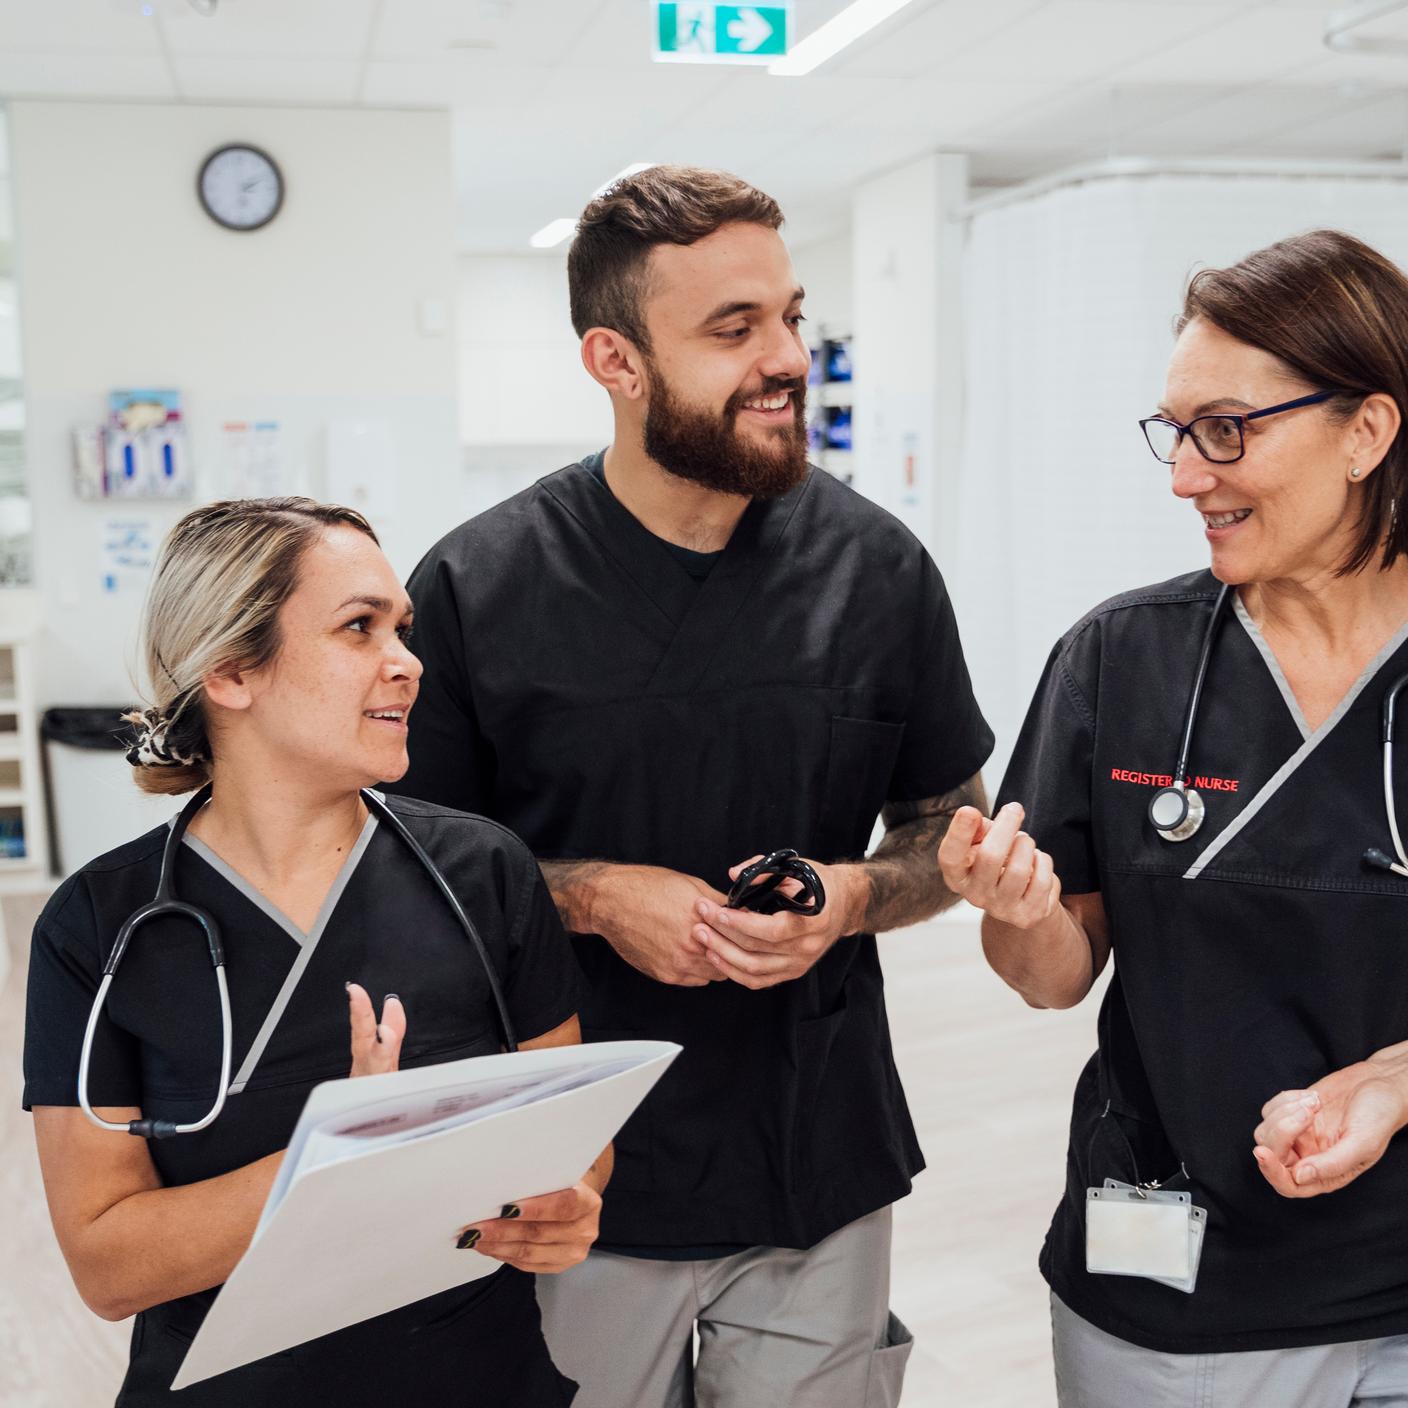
[221,420,285,499]
[100,517,156,596]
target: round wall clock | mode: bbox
[197,144,284,232]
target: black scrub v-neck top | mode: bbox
[1000,568,1408,1354]
[397,460,994,1252]
[22,795,582,1406]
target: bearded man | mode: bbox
[395,165,992,1408]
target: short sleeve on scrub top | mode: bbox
[23,873,144,1109]
[996,627,1100,893]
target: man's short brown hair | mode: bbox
[567,164,783,351]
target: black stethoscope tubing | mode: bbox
[1147,584,1235,842]
[1364,671,1408,877]
[1150,585,1408,871]
[78,785,516,1140]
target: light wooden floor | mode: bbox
[0,896,1102,1407]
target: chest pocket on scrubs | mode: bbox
[818,718,905,858]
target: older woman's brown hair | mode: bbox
[1177,228,1408,576]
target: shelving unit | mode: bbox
[0,625,48,885]
[808,325,854,483]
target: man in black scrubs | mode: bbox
[397,165,992,1407]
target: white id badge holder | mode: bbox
[1086,1179,1206,1294]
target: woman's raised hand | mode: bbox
[938,801,1062,929]
[455,1181,603,1274]
[346,982,407,1077]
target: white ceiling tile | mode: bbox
[0,51,176,99]
[482,0,619,68]
[916,0,1238,81]
[977,82,1216,150]
[1124,83,1371,155]
[159,0,378,58]
[362,56,558,107]
[172,54,360,102]
[0,2,164,55]
[1290,47,1408,88]
[1244,90,1408,160]
[358,58,457,106]
[1114,2,1331,84]
[371,0,505,59]
[829,0,1050,79]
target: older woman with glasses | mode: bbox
[941,230,1408,1407]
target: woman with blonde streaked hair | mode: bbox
[22,496,607,1405]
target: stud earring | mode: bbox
[1351,466,1363,478]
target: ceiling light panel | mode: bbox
[771,0,919,76]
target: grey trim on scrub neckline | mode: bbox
[1183,612,1408,880]
[1233,594,1312,742]
[176,806,381,1094]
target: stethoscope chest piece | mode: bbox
[1148,782,1205,843]
[1148,583,1232,846]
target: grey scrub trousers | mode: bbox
[1053,1293,1408,1408]
[536,1206,912,1408]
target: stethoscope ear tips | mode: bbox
[1149,784,1206,843]
[1363,847,1408,877]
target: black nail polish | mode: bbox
[385,993,400,1002]
[500,1203,521,1220]
[456,1229,481,1250]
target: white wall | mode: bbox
[955,172,1408,785]
[791,232,853,336]
[6,100,460,708]
[851,153,968,558]
[458,251,610,517]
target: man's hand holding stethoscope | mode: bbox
[344,982,601,1273]
[938,802,1063,928]
[691,854,864,990]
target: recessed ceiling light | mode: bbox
[769,0,917,77]
[527,164,658,249]
[592,162,657,197]
[529,218,579,250]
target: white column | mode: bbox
[851,152,968,565]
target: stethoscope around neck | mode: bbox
[1147,584,1234,842]
[1150,583,1408,874]
[78,783,517,1140]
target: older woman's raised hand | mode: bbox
[938,802,1062,928]
[346,982,407,1077]
[1254,1048,1408,1198]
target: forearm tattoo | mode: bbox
[858,772,989,934]
[537,859,611,934]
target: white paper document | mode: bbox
[173,1040,679,1390]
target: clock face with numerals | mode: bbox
[197,144,284,232]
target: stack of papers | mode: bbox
[174,1040,678,1390]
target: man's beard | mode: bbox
[642,361,809,500]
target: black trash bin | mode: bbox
[41,707,167,873]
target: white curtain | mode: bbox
[954,173,1408,787]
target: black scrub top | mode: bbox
[22,795,581,1406]
[999,568,1408,1355]
[396,459,994,1252]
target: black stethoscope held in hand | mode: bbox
[726,849,826,915]
[78,784,516,1140]
[1149,583,1408,873]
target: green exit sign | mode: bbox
[654,3,791,64]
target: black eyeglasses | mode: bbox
[1139,390,1343,465]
